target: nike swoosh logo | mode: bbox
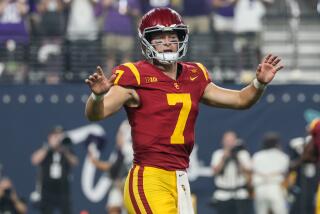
[178,174,184,177]
[190,76,198,81]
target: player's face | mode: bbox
[150,32,179,53]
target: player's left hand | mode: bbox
[256,54,284,84]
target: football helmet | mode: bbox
[138,8,189,64]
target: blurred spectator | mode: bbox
[210,131,252,214]
[234,0,271,82]
[31,126,78,214]
[88,119,132,214]
[99,0,141,75]
[28,0,39,35]
[181,0,213,68]
[0,0,29,83]
[65,0,100,81]
[140,0,171,13]
[36,0,66,38]
[181,0,211,34]
[252,132,289,214]
[211,0,237,81]
[32,0,67,84]
[0,177,27,214]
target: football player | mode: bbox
[85,7,283,214]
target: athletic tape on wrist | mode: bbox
[253,78,266,90]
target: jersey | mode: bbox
[112,60,211,170]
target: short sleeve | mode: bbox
[238,150,252,170]
[193,62,212,97]
[112,62,141,87]
[210,149,223,168]
[195,62,212,84]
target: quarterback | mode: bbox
[85,7,283,214]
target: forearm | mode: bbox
[238,81,265,109]
[202,80,265,109]
[13,199,27,214]
[85,86,134,121]
[92,159,112,171]
[213,164,223,175]
[85,95,106,121]
[85,94,124,121]
[31,148,48,165]
[64,151,78,166]
[213,158,227,175]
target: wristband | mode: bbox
[91,92,105,102]
[253,78,266,90]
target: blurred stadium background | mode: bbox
[0,0,319,213]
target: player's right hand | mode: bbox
[85,66,116,95]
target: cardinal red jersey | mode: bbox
[112,60,211,170]
[310,119,320,160]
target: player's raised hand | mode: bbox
[85,66,116,95]
[256,54,284,84]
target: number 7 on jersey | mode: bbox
[166,93,192,144]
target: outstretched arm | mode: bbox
[85,66,138,121]
[88,151,112,171]
[201,54,283,109]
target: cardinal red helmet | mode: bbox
[138,8,189,64]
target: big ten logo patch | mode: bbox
[145,76,158,83]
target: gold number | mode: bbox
[114,70,124,85]
[166,93,192,144]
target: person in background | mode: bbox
[65,0,100,81]
[88,119,132,214]
[210,131,252,214]
[0,177,27,214]
[181,0,211,35]
[252,132,289,214]
[36,0,66,38]
[211,0,238,81]
[234,0,273,82]
[31,126,78,214]
[33,0,67,83]
[0,0,29,83]
[99,0,141,74]
[181,0,213,69]
[140,0,172,13]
